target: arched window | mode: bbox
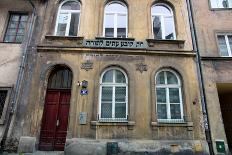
[152,4,176,40]
[155,69,183,122]
[99,68,128,122]
[55,0,81,36]
[104,2,128,38]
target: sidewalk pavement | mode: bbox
[1,151,64,155]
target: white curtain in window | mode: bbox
[55,0,81,36]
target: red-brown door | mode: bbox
[39,89,71,151]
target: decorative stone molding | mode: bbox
[81,60,93,71]
[90,121,135,130]
[146,39,185,50]
[151,121,194,131]
[136,63,147,73]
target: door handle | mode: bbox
[56,119,60,126]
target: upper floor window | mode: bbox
[217,34,232,56]
[99,68,128,122]
[151,4,176,40]
[210,0,232,8]
[55,0,81,36]
[4,13,28,43]
[104,2,128,38]
[155,69,183,123]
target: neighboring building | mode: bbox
[1,0,210,154]
[0,0,34,151]
[192,0,232,154]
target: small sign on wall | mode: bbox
[80,89,88,95]
[79,112,87,125]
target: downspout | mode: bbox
[0,0,37,151]
[186,0,214,154]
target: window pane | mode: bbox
[156,71,165,84]
[115,87,126,102]
[156,88,166,103]
[61,1,80,10]
[20,15,28,22]
[117,28,126,38]
[164,17,174,39]
[169,88,180,103]
[157,104,167,119]
[16,35,24,43]
[102,70,113,83]
[218,35,229,56]
[105,3,127,13]
[9,21,18,28]
[57,24,67,36]
[4,35,15,42]
[0,90,8,117]
[19,22,27,29]
[153,16,162,39]
[6,28,17,35]
[117,14,126,38]
[167,71,178,84]
[115,103,126,118]
[152,5,172,15]
[228,35,232,52]
[221,0,229,8]
[101,103,112,118]
[101,87,113,102]
[17,29,25,35]
[69,13,79,36]
[170,104,181,119]
[105,14,114,37]
[11,15,20,21]
[115,70,126,83]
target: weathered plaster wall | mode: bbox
[192,0,232,154]
[192,0,232,57]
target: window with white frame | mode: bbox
[155,69,183,122]
[152,4,176,40]
[210,0,232,8]
[99,68,128,122]
[217,34,232,56]
[55,0,81,36]
[104,2,127,38]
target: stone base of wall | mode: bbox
[65,138,210,155]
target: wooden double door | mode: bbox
[39,89,71,151]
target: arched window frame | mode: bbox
[103,1,128,38]
[155,69,184,123]
[54,0,81,36]
[99,67,128,122]
[151,3,176,40]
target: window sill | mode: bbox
[146,39,185,50]
[95,37,135,41]
[41,35,84,47]
[210,8,232,11]
[0,42,22,44]
[90,121,135,130]
[151,121,193,131]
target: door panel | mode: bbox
[39,90,71,151]
[54,91,71,151]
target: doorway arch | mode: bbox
[39,66,73,151]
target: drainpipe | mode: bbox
[0,0,37,151]
[186,0,214,154]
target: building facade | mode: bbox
[0,0,35,152]
[192,0,232,154]
[0,0,211,154]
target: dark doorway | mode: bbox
[39,67,72,151]
[217,83,232,153]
